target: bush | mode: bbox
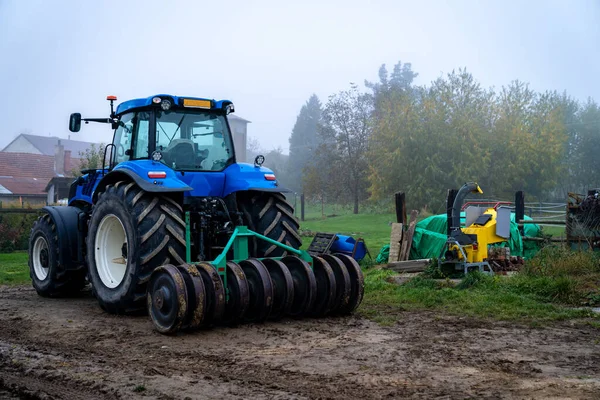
[0,213,38,253]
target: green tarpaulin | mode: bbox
[409,212,541,260]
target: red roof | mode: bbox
[0,177,48,195]
[0,152,82,195]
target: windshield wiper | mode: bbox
[169,114,186,142]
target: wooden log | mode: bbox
[384,259,431,272]
[388,223,403,262]
[400,210,418,261]
[518,220,565,225]
[522,236,566,243]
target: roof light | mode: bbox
[106,95,117,101]
[161,99,172,111]
[183,98,211,109]
[148,171,167,179]
[254,155,265,167]
[264,174,276,181]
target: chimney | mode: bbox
[54,139,65,175]
[64,150,71,176]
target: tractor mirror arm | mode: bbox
[83,118,113,124]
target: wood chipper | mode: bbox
[27,94,364,333]
[438,182,513,275]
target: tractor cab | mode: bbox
[70,95,237,172]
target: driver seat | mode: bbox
[165,139,196,168]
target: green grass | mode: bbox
[299,212,395,255]
[359,268,598,326]
[360,246,600,325]
[0,252,29,285]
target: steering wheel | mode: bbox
[117,144,125,158]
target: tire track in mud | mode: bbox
[1,285,600,399]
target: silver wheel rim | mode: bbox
[32,236,49,280]
[95,214,128,289]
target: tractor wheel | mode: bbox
[86,181,186,314]
[237,191,301,257]
[28,214,86,297]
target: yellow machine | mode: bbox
[439,182,512,274]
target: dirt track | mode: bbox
[0,285,599,399]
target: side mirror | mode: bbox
[69,113,81,132]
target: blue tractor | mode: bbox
[28,95,363,333]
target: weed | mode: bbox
[133,385,146,393]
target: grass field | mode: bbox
[0,251,29,285]
[1,211,597,326]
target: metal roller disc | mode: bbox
[221,261,250,325]
[333,254,364,314]
[261,258,294,320]
[147,264,188,334]
[239,259,273,323]
[176,264,206,330]
[196,262,226,325]
[281,256,316,317]
[309,257,337,317]
[322,254,351,314]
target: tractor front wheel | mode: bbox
[29,214,87,297]
[86,181,186,314]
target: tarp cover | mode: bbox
[409,212,541,260]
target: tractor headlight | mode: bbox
[161,99,172,111]
[152,97,162,104]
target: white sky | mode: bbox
[0,0,599,154]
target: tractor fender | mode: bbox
[92,160,192,202]
[42,206,87,270]
[222,162,290,197]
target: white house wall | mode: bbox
[2,136,42,154]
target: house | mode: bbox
[0,146,80,207]
[228,114,250,162]
[2,133,98,158]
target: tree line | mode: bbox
[262,61,600,214]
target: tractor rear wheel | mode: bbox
[237,191,301,257]
[86,181,186,314]
[29,214,86,297]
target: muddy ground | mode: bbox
[0,285,599,399]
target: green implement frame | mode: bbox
[184,212,313,298]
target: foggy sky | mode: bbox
[1,0,599,154]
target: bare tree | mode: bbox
[319,84,373,214]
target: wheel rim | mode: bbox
[321,254,351,314]
[221,261,250,325]
[310,257,337,317]
[196,262,226,326]
[261,258,294,320]
[333,254,365,314]
[147,265,188,334]
[176,264,206,330]
[281,256,316,317]
[94,214,128,289]
[32,236,49,281]
[239,259,273,323]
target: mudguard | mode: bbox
[42,206,86,270]
[92,160,192,202]
[222,163,290,197]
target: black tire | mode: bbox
[86,181,186,314]
[237,191,301,257]
[28,214,86,297]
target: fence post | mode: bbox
[515,191,524,236]
[394,192,406,224]
[300,193,305,222]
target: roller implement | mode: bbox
[27,94,363,334]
